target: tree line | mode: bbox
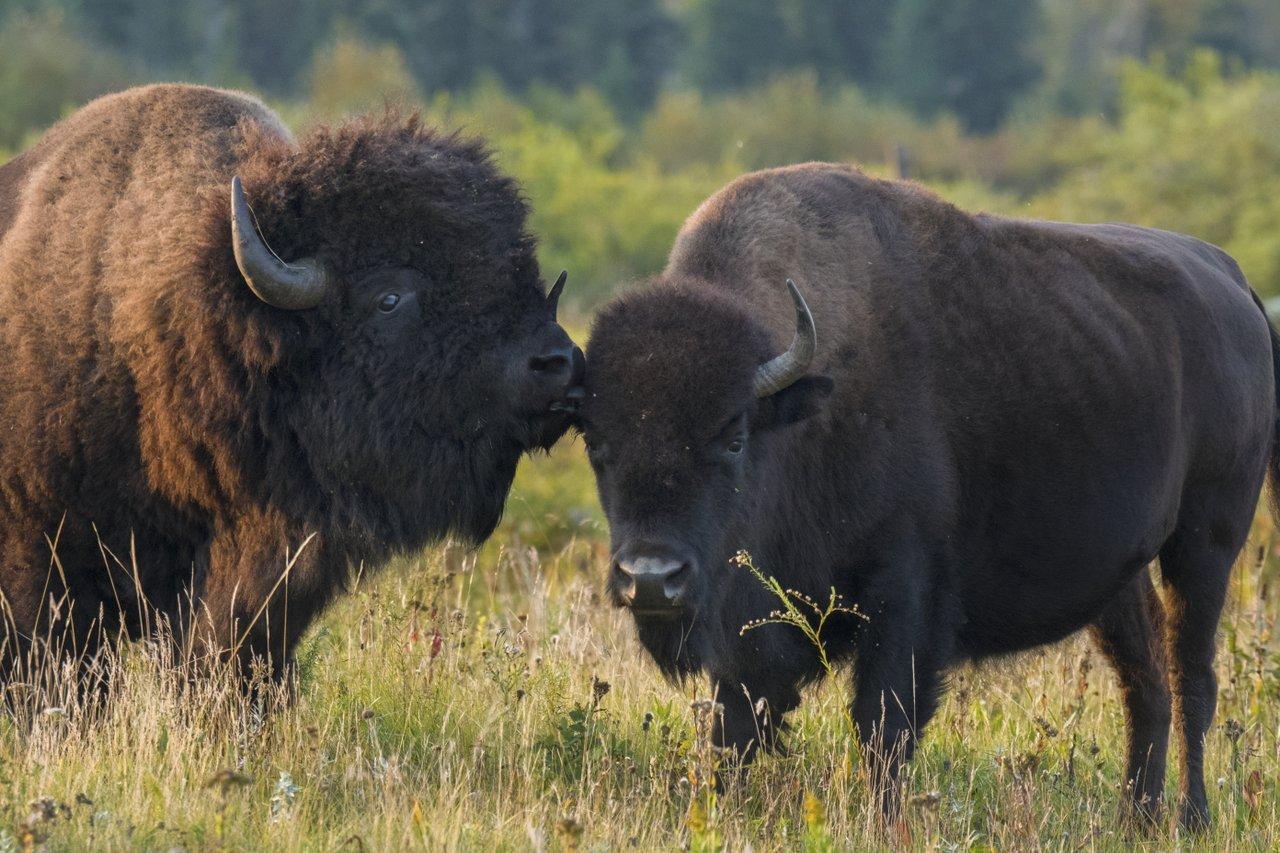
[2,0,1279,148]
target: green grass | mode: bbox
[2,443,1279,850]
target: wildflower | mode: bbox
[269,771,301,818]
[554,816,584,852]
[1223,718,1245,743]
[1034,716,1059,738]
[206,770,252,794]
[908,790,942,812]
[802,790,826,826]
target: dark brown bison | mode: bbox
[578,162,1278,829]
[0,84,583,681]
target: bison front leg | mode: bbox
[850,562,949,822]
[711,676,801,763]
[707,673,802,793]
[188,520,331,684]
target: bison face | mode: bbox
[333,264,584,454]
[581,280,831,631]
[223,126,585,548]
[286,261,583,546]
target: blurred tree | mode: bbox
[353,0,677,114]
[1148,0,1280,69]
[73,0,334,92]
[783,0,887,85]
[352,0,482,93]
[1032,0,1280,117]
[1032,0,1142,116]
[0,6,132,149]
[75,0,208,76]
[306,34,418,118]
[232,0,338,93]
[880,0,1042,132]
[683,0,792,91]
[10,0,1280,137]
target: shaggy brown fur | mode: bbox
[580,162,1279,829]
[0,84,579,680]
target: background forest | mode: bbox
[2,0,1279,306]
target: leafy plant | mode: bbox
[734,550,867,675]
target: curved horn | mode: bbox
[546,270,568,320]
[753,279,817,398]
[230,176,330,310]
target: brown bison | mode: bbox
[0,85,583,681]
[578,162,1278,829]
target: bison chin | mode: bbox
[524,409,578,452]
[633,613,703,680]
[444,406,578,544]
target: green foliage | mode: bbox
[2,0,1280,137]
[353,0,679,116]
[534,684,634,785]
[0,7,131,149]
[1032,0,1280,117]
[305,35,419,120]
[414,84,731,306]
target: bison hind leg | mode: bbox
[1157,477,1260,832]
[1088,568,1172,827]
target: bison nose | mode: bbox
[528,324,580,379]
[528,346,571,377]
[615,556,689,611]
[527,325,585,410]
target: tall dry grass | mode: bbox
[0,447,1277,849]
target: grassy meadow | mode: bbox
[1,434,1278,851]
[1,18,1279,850]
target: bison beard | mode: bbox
[0,85,581,683]
[580,162,1280,831]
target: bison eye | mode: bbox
[726,438,744,455]
[377,292,402,313]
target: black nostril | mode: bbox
[529,351,571,375]
[615,556,690,608]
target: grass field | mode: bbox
[2,439,1278,851]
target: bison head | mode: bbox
[205,114,583,547]
[580,278,832,636]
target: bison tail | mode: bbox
[1257,293,1280,523]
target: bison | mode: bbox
[0,84,583,682]
[578,162,1278,829]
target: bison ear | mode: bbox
[754,375,833,432]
